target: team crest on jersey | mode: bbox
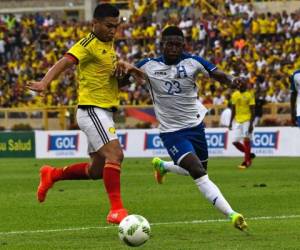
[108,127,116,134]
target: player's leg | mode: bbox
[78,106,127,223]
[36,142,108,203]
[88,152,106,179]
[297,116,300,127]
[152,132,192,183]
[152,157,189,184]
[186,123,248,231]
[36,108,106,202]
[37,156,94,203]
[153,123,211,181]
[97,138,128,224]
[232,122,254,168]
[84,106,127,224]
[240,121,254,168]
[179,152,247,230]
[232,122,245,153]
[185,124,234,215]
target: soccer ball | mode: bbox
[118,214,151,247]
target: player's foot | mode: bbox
[107,208,128,224]
[229,212,248,232]
[238,160,251,169]
[37,165,55,203]
[152,157,167,184]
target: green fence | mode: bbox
[0,132,35,157]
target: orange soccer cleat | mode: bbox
[106,208,128,224]
[37,165,55,203]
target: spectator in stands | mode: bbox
[254,85,266,126]
[0,0,298,130]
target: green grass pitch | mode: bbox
[0,157,300,250]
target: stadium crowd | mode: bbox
[0,0,299,111]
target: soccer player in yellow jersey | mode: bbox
[26,3,136,224]
[229,81,256,169]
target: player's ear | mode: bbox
[92,18,102,25]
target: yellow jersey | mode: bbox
[231,90,255,123]
[66,32,119,109]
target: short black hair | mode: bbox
[162,26,184,38]
[93,3,120,19]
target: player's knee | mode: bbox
[106,149,124,164]
[202,161,208,171]
[188,163,207,179]
[88,166,103,180]
[100,142,124,164]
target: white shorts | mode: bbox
[233,121,252,141]
[76,106,118,153]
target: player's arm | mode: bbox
[115,60,147,87]
[229,104,235,130]
[27,57,75,92]
[290,74,298,126]
[192,56,244,88]
[249,105,255,133]
[290,90,297,126]
[27,38,88,93]
[210,69,244,89]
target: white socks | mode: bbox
[163,161,189,176]
[161,161,235,217]
[194,175,234,216]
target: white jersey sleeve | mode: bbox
[291,71,300,116]
[136,53,217,133]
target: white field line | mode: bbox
[1,214,300,236]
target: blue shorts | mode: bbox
[297,116,300,127]
[160,122,208,164]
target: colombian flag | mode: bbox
[125,107,157,124]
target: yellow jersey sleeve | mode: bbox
[66,35,94,63]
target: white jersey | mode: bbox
[137,53,217,133]
[291,70,300,116]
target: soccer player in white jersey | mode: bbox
[117,26,248,232]
[290,70,300,127]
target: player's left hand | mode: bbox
[26,81,48,97]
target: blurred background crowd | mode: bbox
[0,0,299,111]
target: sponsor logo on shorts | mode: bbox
[48,134,79,151]
[109,127,116,134]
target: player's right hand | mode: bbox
[114,60,132,78]
[26,81,47,93]
[115,61,147,85]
